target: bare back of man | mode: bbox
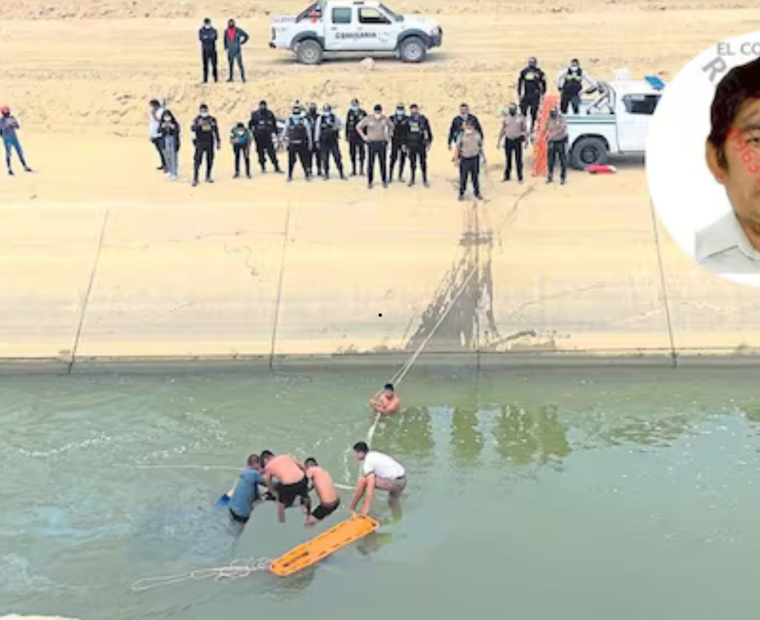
[261,452,310,523]
[304,459,341,527]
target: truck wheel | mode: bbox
[399,37,427,63]
[570,137,608,170]
[296,40,324,65]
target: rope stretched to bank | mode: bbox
[131,557,273,592]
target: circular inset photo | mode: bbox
[647,31,760,287]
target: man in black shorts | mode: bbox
[261,450,311,523]
[303,457,341,527]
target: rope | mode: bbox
[131,558,272,592]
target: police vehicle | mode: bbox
[270,0,443,65]
[566,76,666,169]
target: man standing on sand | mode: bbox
[404,103,433,188]
[261,450,311,523]
[517,57,546,134]
[224,19,249,83]
[148,99,166,171]
[546,106,568,185]
[191,103,221,187]
[199,18,219,84]
[346,98,367,176]
[249,101,283,173]
[370,383,401,415]
[315,103,347,181]
[498,103,527,183]
[0,106,32,176]
[357,104,393,189]
[303,458,341,527]
[349,442,407,519]
[285,103,313,182]
[455,118,485,201]
[389,103,408,183]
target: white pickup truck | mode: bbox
[269,0,443,65]
[565,76,665,169]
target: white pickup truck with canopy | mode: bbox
[269,0,443,65]
[565,75,665,169]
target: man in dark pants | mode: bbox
[224,19,249,83]
[285,104,313,182]
[316,103,346,180]
[546,106,568,185]
[389,103,407,183]
[199,18,218,83]
[557,59,597,115]
[357,104,393,189]
[404,103,433,188]
[346,98,367,176]
[249,100,282,173]
[448,103,483,150]
[191,103,221,186]
[455,119,484,201]
[517,57,546,135]
[306,103,323,177]
[230,122,252,179]
[498,104,527,183]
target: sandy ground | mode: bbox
[2,1,760,366]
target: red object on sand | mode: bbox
[587,164,617,174]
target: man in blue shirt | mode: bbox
[227,454,267,526]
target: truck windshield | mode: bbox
[296,2,322,21]
[379,4,397,18]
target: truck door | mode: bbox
[325,5,356,50]
[354,6,397,51]
[617,94,661,152]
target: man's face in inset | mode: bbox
[707,97,760,230]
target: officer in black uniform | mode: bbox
[389,103,408,183]
[447,103,483,149]
[315,104,346,180]
[557,59,595,115]
[248,101,282,173]
[404,103,433,188]
[285,104,313,182]
[346,98,367,176]
[199,18,218,84]
[305,102,323,177]
[517,57,546,133]
[191,103,221,187]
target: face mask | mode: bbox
[461,111,468,118]
[351,105,359,111]
[375,113,382,120]
[396,110,404,117]
[203,24,210,29]
[571,65,579,71]
[293,113,301,120]
[200,111,209,118]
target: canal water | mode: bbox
[2,366,760,619]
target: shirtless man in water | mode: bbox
[303,457,341,528]
[261,450,311,523]
[370,383,401,415]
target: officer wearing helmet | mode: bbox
[315,103,347,181]
[285,103,313,182]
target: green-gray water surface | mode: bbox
[2,366,760,620]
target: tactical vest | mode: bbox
[406,117,425,145]
[321,114,338,140]
[289,120,308,145]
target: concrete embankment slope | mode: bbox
[2,133,760,372]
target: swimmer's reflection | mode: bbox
[493,404,570,465]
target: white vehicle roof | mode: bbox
[606,77,665,96]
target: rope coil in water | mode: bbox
[131,558,273,592]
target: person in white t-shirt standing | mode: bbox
[349,441,406,519]
[148,99,166,172]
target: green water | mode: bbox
[2,367,760,620]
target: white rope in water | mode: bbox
[131,558,273,592]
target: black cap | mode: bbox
[374,104,382,112]
[352,98,359,105]
[259,100,267,106]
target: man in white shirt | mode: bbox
[700,56,760,276]
[148,99,166,172]
[349,441,406,519]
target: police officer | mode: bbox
[346,98,367,176]
[389,103,408,183]
[557,59,597,115]
[315,104,346,181]
[448,103,483,150]
[404,104,433,188]
[455,119,485,201]
[306,102,323,177]
[198,18,218,84]
[356,104,393,189]
[517,57,546,134]
[546,106,568,185]
[191,103,221,187]
[285,104,313,182]
[248,100,282,173]
[498,104,527,183]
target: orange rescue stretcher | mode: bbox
[269,514,380,576]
